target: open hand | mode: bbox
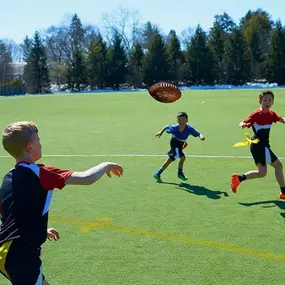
[239,122,251,129]
[106,163,124,178]
[47,228,59,241]
[155,131,162,138]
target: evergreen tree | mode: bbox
[213,12,237,33]
[265,21,285,85]
[21,36,32,62]
[87,33,108,89]
[141,21,160,50]
[127,41,144,88]
[108,34,128,90]
[224,28,252,85]
[142,33,169,86]
[23,32,50,93]
[66,14,87,90]
[67,48,87,90]
[0,40,13,82]
[240,9,273,78]
[208,25,226,83]
[69,13,85,52]
[185,25,214,85]
[166,30,183,83]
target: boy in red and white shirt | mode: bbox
[231,90,285,199]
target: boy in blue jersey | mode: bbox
[154,112,205,182]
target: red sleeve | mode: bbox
[243,111,256,127]
[272,111,282,123]
[39,165,73,190]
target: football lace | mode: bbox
[158,83,176,89]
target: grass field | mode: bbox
[1,89,285,285]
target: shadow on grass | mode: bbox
[159,181,229,200]
[239,200,285,219]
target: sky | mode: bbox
[0,0,284,43]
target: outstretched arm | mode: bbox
[278,117,285,124]
[155,125,169,138]
[239,122,252,129]
[189,126,205,140]
[240,111,256,129]
[65,162,123,185]
[199,134,205,140]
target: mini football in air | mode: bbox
[148,82,182,103]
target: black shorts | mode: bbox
[167,137,185,161]
[250,144,278,166]
[0,239,44,284]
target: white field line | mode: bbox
[0,153,284,159]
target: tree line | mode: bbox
[0,8,285,93]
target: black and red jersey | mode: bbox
[243,109,282,146]
[0,163,73,247]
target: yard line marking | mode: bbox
[0,153,285,159]
[0,154,270,159]
[50,216,285,263]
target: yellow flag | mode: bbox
[233,133,259,147]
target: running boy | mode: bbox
[154,112,205,183]
[0,121,123,284]
[231,90,285,199]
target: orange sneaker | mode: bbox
[231,174,240,193]
[279,193,285,199]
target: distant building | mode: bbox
[10,61,27,77]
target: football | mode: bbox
[148,82,182,103]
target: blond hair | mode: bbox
[2,121,38,158]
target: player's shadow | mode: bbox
[161,182,229,200]
[239,200,285,219]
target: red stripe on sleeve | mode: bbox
[39,165,73,190]
[243,111,257,127]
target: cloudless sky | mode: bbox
[0,0,283,43]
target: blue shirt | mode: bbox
[166,124,201,142]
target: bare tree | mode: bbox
[1,39,23,62]
[83,24,100,50]
[44,16,99,85]
[45,26,66,63]
[180,27,195,50]
[0,40,13,82]
[44,26,69,84]
[44,16,84,65]
[101,6,141,52]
